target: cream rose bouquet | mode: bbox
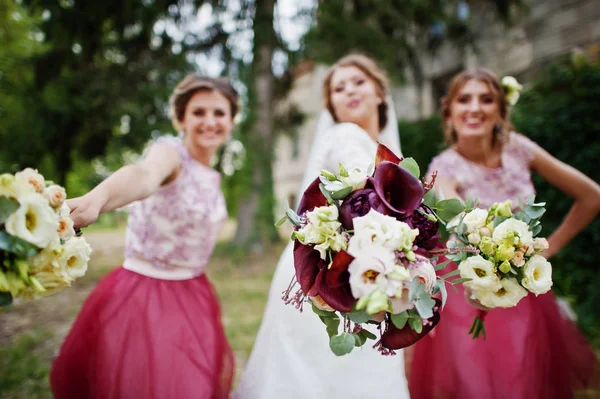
[0,168,91,306]
[447,197,552,338]
[278,144,465,356]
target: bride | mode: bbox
[235,54,410,398]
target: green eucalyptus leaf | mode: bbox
[346,305,372,324]
[435,199,465,221]
[525,205,546,220]
[493,216,510,227]
[423,189,437,208]
[330,333,356,356]
[274,216,288,227]
[434,259,452,271]
[399,158,420,179]
[319,183,334,204]
[391,311,409,329]
[436,280,448,309]
[0,197,19,224]
[408,316,423,334]
[439,268,461,280]
[415,296,435,319]
[451,277,473,285]
[312,303,336,317]
[531,224,542,236]
[353,332,367,347]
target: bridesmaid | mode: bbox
[50,74,238,399]
[409,68,600,399]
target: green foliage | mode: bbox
[398,114,445,170]
[512,59,600,346]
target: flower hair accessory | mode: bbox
[501,76,523,106]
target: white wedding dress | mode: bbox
[234,121,411,399]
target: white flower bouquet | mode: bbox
[278,144,465,356]
[0,168,91,306]
[447,197,552,338]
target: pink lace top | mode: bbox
[124,136,227,275]
[427,133,539,209]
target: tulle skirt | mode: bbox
[409,264,598,399]
[50,267,234,399]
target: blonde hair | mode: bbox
[168,74,239,131]
[322,54,390,131]
[441,68,513,146]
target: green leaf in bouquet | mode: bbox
[0,197,19,224]
[0,291,12,307]
[408,315,423,334]
[434,199,465,221]
[319,314,341,338]
[337,163,349,178]
[531,224,542,236]
[320,169,337,181]
[352,332,367,347]
[434,280,448,309]
[329,333,356,356]
[423,188,437,208]
[493,216,510,227]
[399,158,420,179]
[366,163,375,177]
[451,277,473,285]
[434,259,452,271]
[312,302,336,317]
[319,183,334,204]
[285,208,302,227]
[0,231,40,257]
[391,311,409,329]
[439,269,461,280]
[525,205,546,220]
[360,328,377,340]
[414,295,435,319]
[346,304,372,324]
[330,186,353,200]
[274,216,288,227]
[513,211,527,222]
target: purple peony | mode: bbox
[339,188,386,230]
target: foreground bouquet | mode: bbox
[447,197,552,339]
[278,144,465,356]
[0,168,91,306]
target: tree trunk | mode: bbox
[232,0,278,252]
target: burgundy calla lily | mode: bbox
[381,298,442,349]
[297,177,328,215]
[368,161,424,218]
[293,243,355,312]
[375,143,402,167]
[315,250,355,312]
[293,240,327,295]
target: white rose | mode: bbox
[463,208,488,233]
[57,217,76,240]
[492,218,534,247]
[340,169,368,191]
[408,255,437,293]
[533,237,549,252]
[43,185,67,209]
[348,247,397,299]
[15,168,46,193]
[0,173,36,199]
[348,209,418,254]
[58,236,92,279]
[475,278,528,308]
[511,250,526,267]
[58,202,71,218]
[458,255,502,292]
[390,287,414,314]
[522,255,553,296]
[5,194,59,248]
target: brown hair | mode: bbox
[169,74,240,131]
[322,54,390,131]
[441,68,513,146]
